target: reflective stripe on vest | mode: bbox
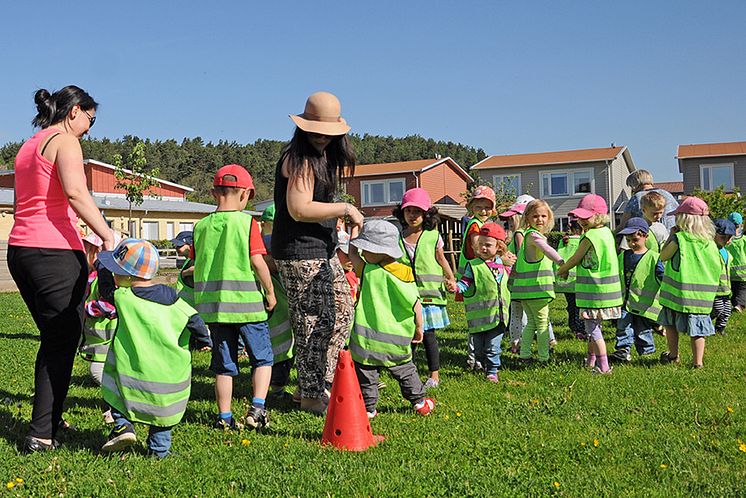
[575,226,623,309]
[193,212,268,323]
[659,232,721,314]
[509,228,555,300]
[726,237,746,281]
[619,250,662,321]
[463,259,511,333]
[458,218,483,277]
[268,275,294,362]
[80,277,117,363]
[554,236,580,293]
[398,230,447,305]
[101,287,194,426]
[350,263,419,367]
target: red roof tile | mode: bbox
[677,141,746,159]
[471,146,626,169]
[654,181,684,193]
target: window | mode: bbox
[128,221,138,238]
[141,221,159,240]
[361,179,406,206]
[179,222,194,232]
[166,222,175,240]
[493,174,521,195]
[700,164,734,192]
[540,168,594,197]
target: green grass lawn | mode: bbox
[2,292,746,497]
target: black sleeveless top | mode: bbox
[271,155,338,260]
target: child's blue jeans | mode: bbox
[111,409,172,458]
[615,310,656,355]
[470,325,505,375]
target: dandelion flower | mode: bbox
[241,439,250,446]
[593,439,600,447]
[660,464,668,469]
[553,481,560,488]
[727,407,734,413]
[456,412,462,417]
[739,442,746,453]
[15,478,23,484]
[6,482,15,490]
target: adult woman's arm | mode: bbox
[283,159,363,231]
[54,134,115,249]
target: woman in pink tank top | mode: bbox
[7,85,114,454]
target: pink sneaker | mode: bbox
[415,398,435,416]
[486,373,499,383]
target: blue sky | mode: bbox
[1,1,744,182]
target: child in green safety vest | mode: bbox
[454,222,516,383]
[171,231,212,352]
[711,219,736,335]
[347,219,435,419]
[657,197,720,368]
[393,188,457,389]
[260,204,296,404]
[639,191,670,253]
[558,194,623,374]
[610,217,662,363]
[510,199,565,363]
[725,211,746,312]
[96,238,211,458]
[194,164,276,431]
[555,220,585,340]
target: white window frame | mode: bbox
[166,222,175,240]
[141,221,160,240]
[492,174,521,195]
[179,222,194,232]
[361,178,406,206]
[539,168,595,198]
[700,163,735,192]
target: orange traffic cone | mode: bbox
[321,349,384,451]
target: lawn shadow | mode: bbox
[0,406,108,453]
[0,332,39,340]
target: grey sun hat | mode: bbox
[349,219,403,260]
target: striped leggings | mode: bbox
[711,296,732,332]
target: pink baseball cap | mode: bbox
[669,196,709,216]
[569,194,608,219]
[470,185,496,208]
[400,188,432,211]
[499,194,535,218]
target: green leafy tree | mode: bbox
[462,172,517,212]
[691,186,746,220]
[113,141,161,232]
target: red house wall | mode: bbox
[419,164,469,205]
[86,163,186,199]
[344,173,418,218]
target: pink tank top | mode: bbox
[8,128,85,251]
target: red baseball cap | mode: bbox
[214,164,255,190]
[479,222,506,242]
[569,194,608,220]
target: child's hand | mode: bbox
[445,278,457,293]
[502,251,517,267]
[265,292,277,313]
[198,345,212,352]
[412,326,424,344]
[557,270,569,280]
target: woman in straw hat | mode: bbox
[271,92,363,414]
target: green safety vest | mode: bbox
[575,227,623,309]
[726,236,746,281]
[619,250,662,321]
[79,276,118,363]
[175,258,195,307]
[458,218,484,277]
[659,232,721,314]
[463,258,511,333]
[509,228,555,300]
[268,275,294,362]
[349,263,420,367]
[398,229,446,306]
[716,248,731,297]
[102,287,194,427]
[554,235,580,294]
[507,229,524,255]
[645,231,661,254]
[193,211,268,323]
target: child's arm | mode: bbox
[528,232,564,265]
[412,299,424,344]
[659,234,678,262]
[250,254,276,312]
[186,314,212,351]
[434,244,457,292]
[557,238,592,278]
[514,231,524,252]
[453,262,476,294]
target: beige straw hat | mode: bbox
[289,92,351,136]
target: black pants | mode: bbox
[7,246,87,440]
[731,280,746,309]
[411,329,440,372]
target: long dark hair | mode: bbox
[32,85,98,128]
[279,127,356,199]
[392,205,441,231]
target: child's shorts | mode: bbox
[209,322,274,376]
[658,307,715,338]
